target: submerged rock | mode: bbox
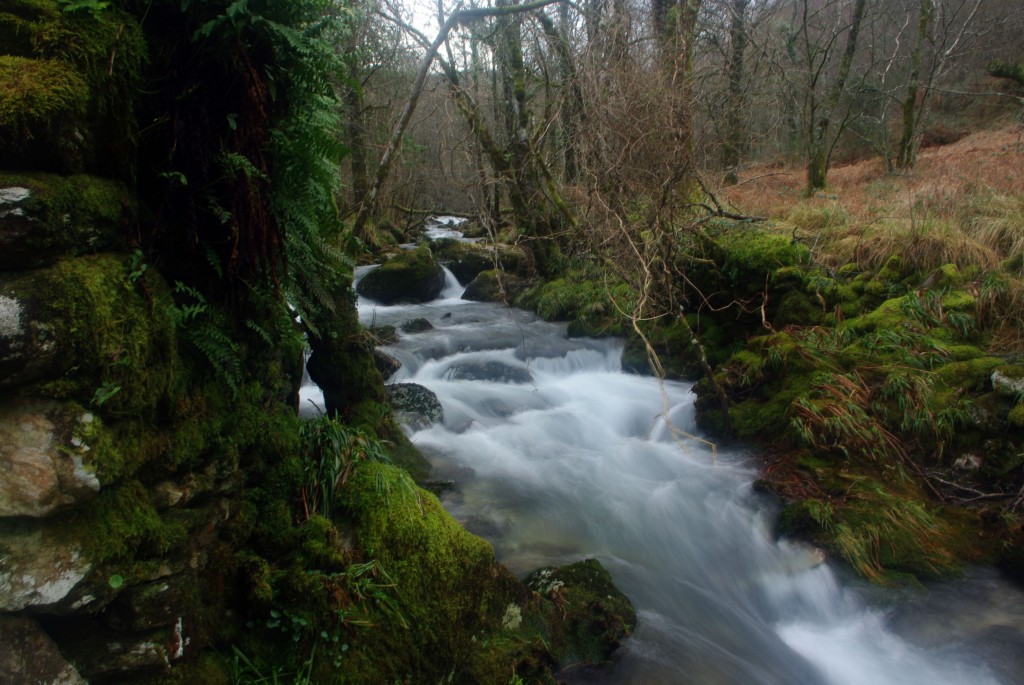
[356,246,445,304]
[386,382,443,430]
[446,360,533,384]
[400,317,433,333]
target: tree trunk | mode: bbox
[721,0,749,185]
[804,0,868,193]
[896,0,932,170]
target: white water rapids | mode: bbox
[301,260,1024,684]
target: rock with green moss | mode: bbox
[0,173,133,269]
[385,382,443,430]
[524,559,637,668]
[337,462,520,681]
[0,56,89,168]
[0,2,145,174]
[434,240,531,284]
[462,268,533,303]
[356,246,445,304]
[0,255,181,416]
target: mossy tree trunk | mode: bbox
[802,0,868,193]
[895,0,932,170]
[721,0,749,185]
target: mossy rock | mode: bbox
[385,382,443,430]
[0,4,145,174]
[337,462,521,682]
[523,559,636,668]
[0,172,133,269]
[355,246,445,304]
[0,254,181,416]
[463,269,533,303]
[433,240,499,284]
[773,290,823,327]
[713,228,811,296]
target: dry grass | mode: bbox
[717,125,1024,273]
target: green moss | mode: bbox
[70,480,186,564]
[831,481,963,583]
[0,172,134,266]
[338,461,507,681]
[524,559,636,668]
[934,357,1003,390]
[714,228,811,295]
[0,55,88,130]
[5,255,182,417]
[355,246,445,304]
[0,3,145,173]
[1009,403,1024,428]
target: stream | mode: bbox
[301,226,1024,684]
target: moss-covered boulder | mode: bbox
[0,254,180,415]
[337,462,524,682]
[355,246,445,304]
[0,173,133,269]
[385,382,443,430]
[524,559,637,668]
[463,268,533,303]
[0,1,145,174]
[434,240,531,284]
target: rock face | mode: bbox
[0,616,87,685]
[0,399,100,517]
[356,246,445,304]
[0,174,132,270]
[386,382,444,430]
[0,525,90,612]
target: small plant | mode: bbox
[299,418,391,519]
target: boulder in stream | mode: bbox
[462,269,534,304]
[446,360,533,384]
[524,559,637,668]
[356,246,445,304]
[386,382,444,430]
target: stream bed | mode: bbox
[303,256,1024,684]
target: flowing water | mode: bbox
[301,250,1024,684]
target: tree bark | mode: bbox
[804,0,868,192]
[895,0,932,170]
[721,0,749,185]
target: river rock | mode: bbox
[401,317,434,333]
[524,559,636,667]
[50,618,182,682]
[0,399,100,517]
[462,269,533,303]
[446,360,533,384]
[0,616,87,685]
[356,246,445,304]
[386,382,444,430]
[434,241,531,284]
[0,523,91,612]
